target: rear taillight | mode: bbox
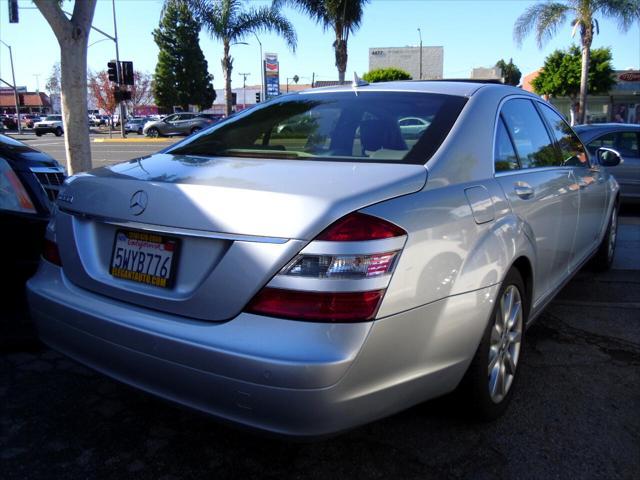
[43,239,62,266]
[246,212,406,323]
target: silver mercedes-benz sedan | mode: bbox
[27,81,620,437]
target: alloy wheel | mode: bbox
[488,284,523,403]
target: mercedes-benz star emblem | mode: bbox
[129,190,148,216]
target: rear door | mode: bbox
[494,98,579,302]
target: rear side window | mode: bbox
[538,103,588,167]
[168,92,467,164]
[495,117,519,171]
[501,99,558,168]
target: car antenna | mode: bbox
[352,72,368,96]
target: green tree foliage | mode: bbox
[514,0,640,124]
[274,0,370,84]
[153,0,216,111]
[362,67,412,83]
[532,46,614,98]
[495,58,522,86]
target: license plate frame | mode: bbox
[109,229,180,289]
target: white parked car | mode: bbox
[34,115,63,137]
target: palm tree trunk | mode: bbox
[222,40,233,117]
[578,26,593,125]
[334,38,348,84]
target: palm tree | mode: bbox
[514,0,639,124]
[274,0,370,84]
[187,0,297,116]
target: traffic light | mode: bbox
[255,92,261,103]
[114,90,132,102]
[121,61,134,86]
[8,0,18,23]
[107,61,118,83]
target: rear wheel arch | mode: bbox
[510,256,533,322]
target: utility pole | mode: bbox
[417,28,423,80]
[238,73,250,109]
[111,0,126,138]
[0,40,22,134]
[33,73,41,92]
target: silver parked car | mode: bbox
[143,112,217,137]
[27,82,620,437]
[574,123,640,203]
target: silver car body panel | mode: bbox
[27,81,619,435]
[29,260,498,437]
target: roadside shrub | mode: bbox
[362,68,412,83]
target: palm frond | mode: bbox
[594,0,640,31]
[514,2,570,48]
[232,5,297,50]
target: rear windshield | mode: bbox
[168,91,466,164]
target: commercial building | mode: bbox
[368,46,444,80]
[523,69,640,124]
[0,87,51,114]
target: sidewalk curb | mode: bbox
[93,138,174,143]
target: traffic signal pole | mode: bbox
[111,0,126,138]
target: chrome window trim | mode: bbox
[59,209,290,244]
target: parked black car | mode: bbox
[0,134,65,282]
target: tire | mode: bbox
[137,129,142,135]
[35,132,42,137]
[591,201,619,271]
[54,127,63,137]
[458,268,526,420]
[146,127,160,138]
[190,127,201,135]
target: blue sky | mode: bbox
[1,0,639,92]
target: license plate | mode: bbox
[110,229,180,289]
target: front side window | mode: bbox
[168,92,467,164]
[587,132,616,153]
[501,99,558,169]
[538,103,588,167]
[616,131,639,157]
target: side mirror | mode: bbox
[597,147,623,167]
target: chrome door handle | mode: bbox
[514,182,534,199]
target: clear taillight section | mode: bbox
[246,212,406,323]
[281,251,399,279]
[0,158,36,214]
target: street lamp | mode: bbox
[0,39,22,134]
[417,28,423,80]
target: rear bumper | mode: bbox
[27,261,498,437]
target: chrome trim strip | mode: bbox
[300,236,406,255]
[267,274,391,292]
[60,209,290,244]
[29,167,66,174]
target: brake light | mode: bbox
[245,211,407,322]
[43,239,62,266]
[247,288,385,322]
[317,212,406,241]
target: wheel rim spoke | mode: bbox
[488,283,523,404]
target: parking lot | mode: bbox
[1,133,639,479]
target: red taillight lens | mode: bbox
[43,239,62,266]
[246,288,385,323]
[317,212,406,241]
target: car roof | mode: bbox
[298,80,528,98]
[573,123,640,141]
